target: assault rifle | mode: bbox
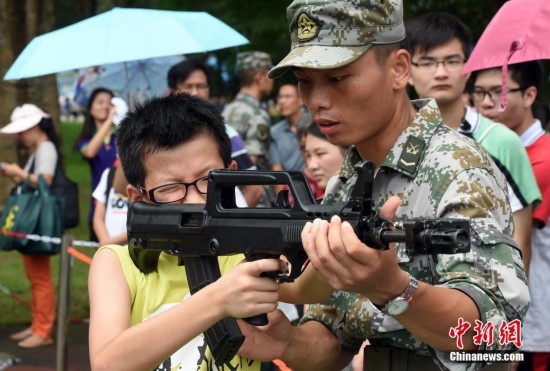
[127,161,471,366]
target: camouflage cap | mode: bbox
[236,51,273,72]
[269,0,406,79]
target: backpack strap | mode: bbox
[29,151,62,180]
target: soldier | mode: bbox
[223,51,274,171]
[237,1,529,370]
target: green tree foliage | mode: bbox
[151,1,512,95]
[155,1,506,64]
[51,0,523,96]
[406,0,506,40]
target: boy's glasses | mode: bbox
[472,86,526,102]
[139,176,209,204]
[411,58,466,72]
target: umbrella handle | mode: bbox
[498,39,524,112]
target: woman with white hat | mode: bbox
[0,103,58,348]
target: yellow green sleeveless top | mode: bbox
[103,245,260,371]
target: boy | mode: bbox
[88,94,283,370]
[473,61,550,371]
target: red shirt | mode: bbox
[526,134,550,226]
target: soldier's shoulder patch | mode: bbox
[398,136,425,174]
[256,124,270,141]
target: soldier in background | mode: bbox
[223,51,274,171]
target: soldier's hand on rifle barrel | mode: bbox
[302,196,409,304]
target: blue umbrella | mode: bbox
[4,7,249,80]
[57,55,185,109]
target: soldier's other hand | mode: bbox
[237,309,290,361]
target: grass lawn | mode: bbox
[0,121,95,325]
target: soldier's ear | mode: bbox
[254,70,265,83]
[392,49,410,90]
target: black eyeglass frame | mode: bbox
[471,86,528,102]
[410,58,466,70]
[139,175,209,204]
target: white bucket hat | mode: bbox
[0,104,50,135]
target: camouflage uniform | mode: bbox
[268,1,529,369]
[223,92,271,159]
[223,51,272,167]
[301,99,530,371]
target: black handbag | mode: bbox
[50,163,79,228]
[31,159,79,229]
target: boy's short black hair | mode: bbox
[405,12,472,59]
[167,59,211,90]
[508,61,545,93]
[116,93,231,187]
[471,61,544,96]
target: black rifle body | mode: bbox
[127,161,470,366]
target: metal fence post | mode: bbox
[56,235,73,371]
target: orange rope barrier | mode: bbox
[67,246,93,265]
[0,282,31,308]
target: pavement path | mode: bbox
[0,323,90,370]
